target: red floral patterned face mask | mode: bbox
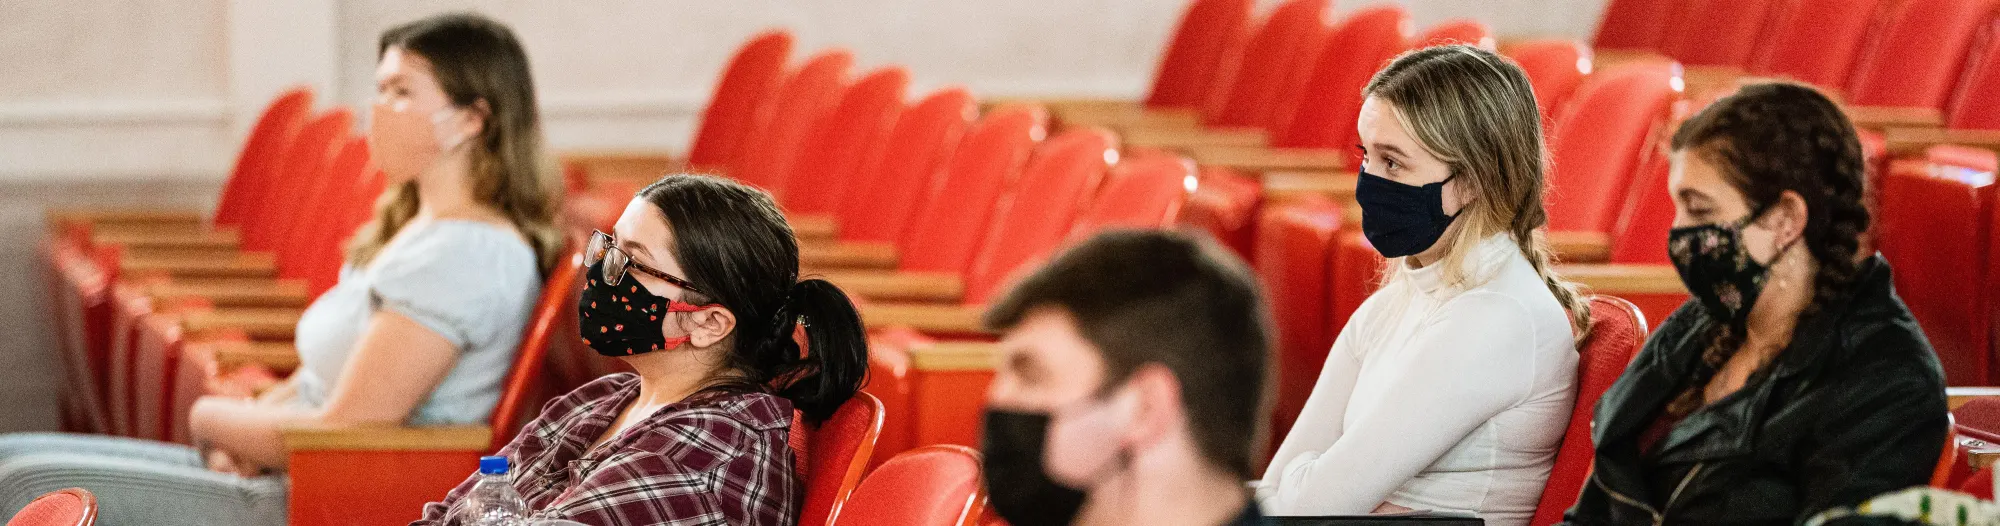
[579,261,710,356]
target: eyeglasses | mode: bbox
[584,230,704,295]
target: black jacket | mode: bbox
[1563,256,1949,526]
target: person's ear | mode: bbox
[1765,190,1810,249]
[456,98,490,143]
[1120,364,1185,452]
[686,305,737,348]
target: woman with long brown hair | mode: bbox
[1259,45,1590,525]
[1561,83,1946,525]
[0,13,560,525]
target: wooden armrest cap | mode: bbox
[283,425,492,452]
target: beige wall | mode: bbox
[0,0,1610,430]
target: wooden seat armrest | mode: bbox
[1948,387,2000,410]
[93,227,240,250]
[800,241,899,270]
[283,425,492,452]
[145,278,310,308]
[46,207,205,228]
[1549,231,1613,263]
[861,303,990,334]
[1263,171,1357,201]
[981,97,1128,113]
[1845,105,1943,130]
[180,307,302,339]
[1681,65,1747,87]
[1186,146,1348,174]
[1883,127,2000,155]
[122,251,278,278]
[908,341,1000,372]
[1122,126,1270,151]
[207,341,301,372]
[1558,264,1688,294]
[816,271,964,303]
[1057,105,1202,131]
[559,149,685,185]
[791,214,839,241]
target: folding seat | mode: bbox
[861,327,919,465]
[730,49,857,195]
[797,393,885,526]
[1843,0,2000,130]
[1039,0,1255,129]
[1880,19,2000,153]
[1555,138,1692,327]
[1591,0,1679,52]
[1661,0,1779,69]
[1530,295,1650,526]
[1503,39,1592,124]
[46,87,314,249]
[561,30,793,185]
[1414,19,1493,50]
[832,445,987,526]
[1175,165,1264,257]
[1255,197,1343,456]
[1181,5,1412,179]
[4,488,96,526]
[778,67,910,218]
[1745,0,1886,92]
[1116,0,1334,150]
[801,106,1047,275]
[268,247,583,526]
[1543,62,1684,262]
[1875,159,1996,386]
[795,88,977,269]
[41,239,119,434]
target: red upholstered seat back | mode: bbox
[836,88,976,244]
[1505,39,1591,125]
[959,129,1117,305]
[215,87,315,227]
[1946,16,2000,131]
[1414,19,1492,50]
[833,445,986,526]
[688,30,794,171]
[797,393,884,526]
[243,109,352,253]
[1875,160,1995,386]
[1207,0,1333,128]
[1663,0,1779,67]
[489,245,586,447]
[1592,0,1677,50]
[1530,295,1651,526]
[1272,4,1412,160]
[1145,0,1256,109]
[1845,0,1999,109]
[733,50,853,192]
[1748,0,1885,90]
[1256,198,1342,457]
[1546,63,1682,235]
[780,67,908,214]
[896,106,1047,273]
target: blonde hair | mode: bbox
[348,13,564,275]
[1363,45,1592,337]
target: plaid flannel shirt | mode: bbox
[413,373,799,526]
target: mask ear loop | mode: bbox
[652,300,711,351]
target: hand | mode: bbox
[204,448,259,477]
[1372,502,1416,514]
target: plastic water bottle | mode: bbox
[452,456,528,526]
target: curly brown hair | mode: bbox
[1662,82,1872,417]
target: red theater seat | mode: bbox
[1843,0,2000,129]
[821,88,977,248]
[1042,0,1255,129]
[1662,0,1779,68]
[1875,159,1995,386]
[732,49,856,194]
[798,393,885,526]
[833,445,986,526]
[1255,197,1343,456]
[1530,295,1651,526]
[780,67,909,216]
[1749,0,1885,91]
[1505,39,1592,124]
[561,30,793,183]
[1414,19,1493,50]
[1114,0,1333,150]
[5,488,96,526]
[1592,0,1678,51]
[1546,62,1683,241]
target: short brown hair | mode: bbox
[984,229,1273,479]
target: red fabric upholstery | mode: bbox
[1176,166,1264,257]
[489,247,586,446]
[960,129,1117,305]
[283,137,372,296]
[1272,5,1412,161]
[1066,154,1194,239]
[836,88,976,244]
[863,328,920,466]
[1875,162,1994,386]
[897,106,1048,273]
[688,30,793,171]
[1547,63,1682,235]
[1592,0,1678,50]
[1663,0,1779,67]
[1414,19,1492,50]
[733,49,854,192]
[1961,466,1995,500]
[239,110,352,255]
[1505,39,1591,124]
[1256,198,1342,458]
[780,67,909,213]
[833,445,986,526]
[1748,0,1885,90]
[1207,0,1333,128]
[212,87,315,228]
[798,393,885,526]
[1959,397,2000,434]
[6,488,95,526]
[1327,228,1385,344]
[1608,143,1674,265]
[1530,295,1651,526]
[1845,0,2000,109]
[1144,0,1256,109]
[43,241,117,434]
[1946,16,2000,130]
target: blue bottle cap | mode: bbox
[479,455,509,475]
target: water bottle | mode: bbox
[452,456,528,526]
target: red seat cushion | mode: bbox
[833,446,984,526]
[8,489,92,526]
[1531,296,1651,526]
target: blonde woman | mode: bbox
[1259,45,1589,526]
[0,13,561,526]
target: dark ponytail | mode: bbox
[638,174,870,424]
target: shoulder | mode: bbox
[371,221,537,280]
[546,373,641,418]
[630,392,795,472]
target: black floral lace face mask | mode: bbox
[1667,209,1786,325]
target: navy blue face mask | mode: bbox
[1355,170,1458,258]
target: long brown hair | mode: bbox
[347,12,563,275]
[1662,82,1870,417]
[1363,45,1593,337]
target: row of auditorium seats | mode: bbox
[30,0,2000,523]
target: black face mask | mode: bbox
[1666,210,1789,326]
[1355,170,1458,258]
[981,409,1088,526]
[578,262,704,357]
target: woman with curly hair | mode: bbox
[1561,83,1949,525]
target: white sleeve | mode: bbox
[1261,291,1542,515]
[1259,298,1367,499]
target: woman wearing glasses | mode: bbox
[413,174,870,525]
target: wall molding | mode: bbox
[0,98,233,127]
